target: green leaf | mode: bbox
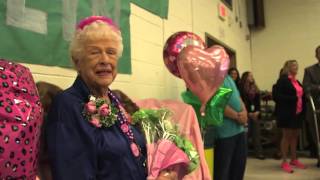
[132,108,200,173]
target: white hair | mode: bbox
[69,20,123,65]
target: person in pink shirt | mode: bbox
[0,59,43,179]
[273,60,306,173]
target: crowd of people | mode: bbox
[220,46,320,177]
[1,15,320,180]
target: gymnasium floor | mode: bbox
[245,158,320,180]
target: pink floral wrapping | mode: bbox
[147,140,190,179]
[136,99,211,180]
[0,59,42,179]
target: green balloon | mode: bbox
[181,87,232,128]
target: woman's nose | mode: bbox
[100,52,109,63]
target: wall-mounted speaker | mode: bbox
[247,0,265,29]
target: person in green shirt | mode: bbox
[181,74,247,180]
[214,75,248,180]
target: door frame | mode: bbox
[205,33,237,68]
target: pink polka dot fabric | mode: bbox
[0,59,42,179]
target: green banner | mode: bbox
[0,0,131,73]
[131,0,169,19]
[0,1,168,74]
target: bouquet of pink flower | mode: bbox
[83,95,130,128]
[132,109,199,180]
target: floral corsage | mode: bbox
[83,95,119,128]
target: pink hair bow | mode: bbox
[76,16,120,32]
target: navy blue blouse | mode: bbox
[46,77,147,180]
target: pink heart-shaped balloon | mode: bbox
[177,45,230,114]
[163,32,206,78]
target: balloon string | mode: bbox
[200,115,206,143]
[199,104,206,141]
[200,104,206,116]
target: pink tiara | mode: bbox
[76,16,120,32]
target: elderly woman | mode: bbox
[46,16,176,180]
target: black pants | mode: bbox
[214,132,247,180]
[248,119,263,155]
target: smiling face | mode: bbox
[75,39,119,91]
[289,62,298,76]
[247,72,254,83]
[229,70,238,81]
[70,20,123,95]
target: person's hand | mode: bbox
[237,111,248,125]
[156,170,178,180]
[254,112,260,120]
[248,112,254,119]
[251,112,260,121]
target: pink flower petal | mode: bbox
[121,124,129,133]
[131,143,140,157]
[85,101,97,114]
[90,118,102,128]
[99,104,110,116]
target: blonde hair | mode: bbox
[69,20,123,65]
[281,60,298,75]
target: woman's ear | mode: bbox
[72,56,81,71]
